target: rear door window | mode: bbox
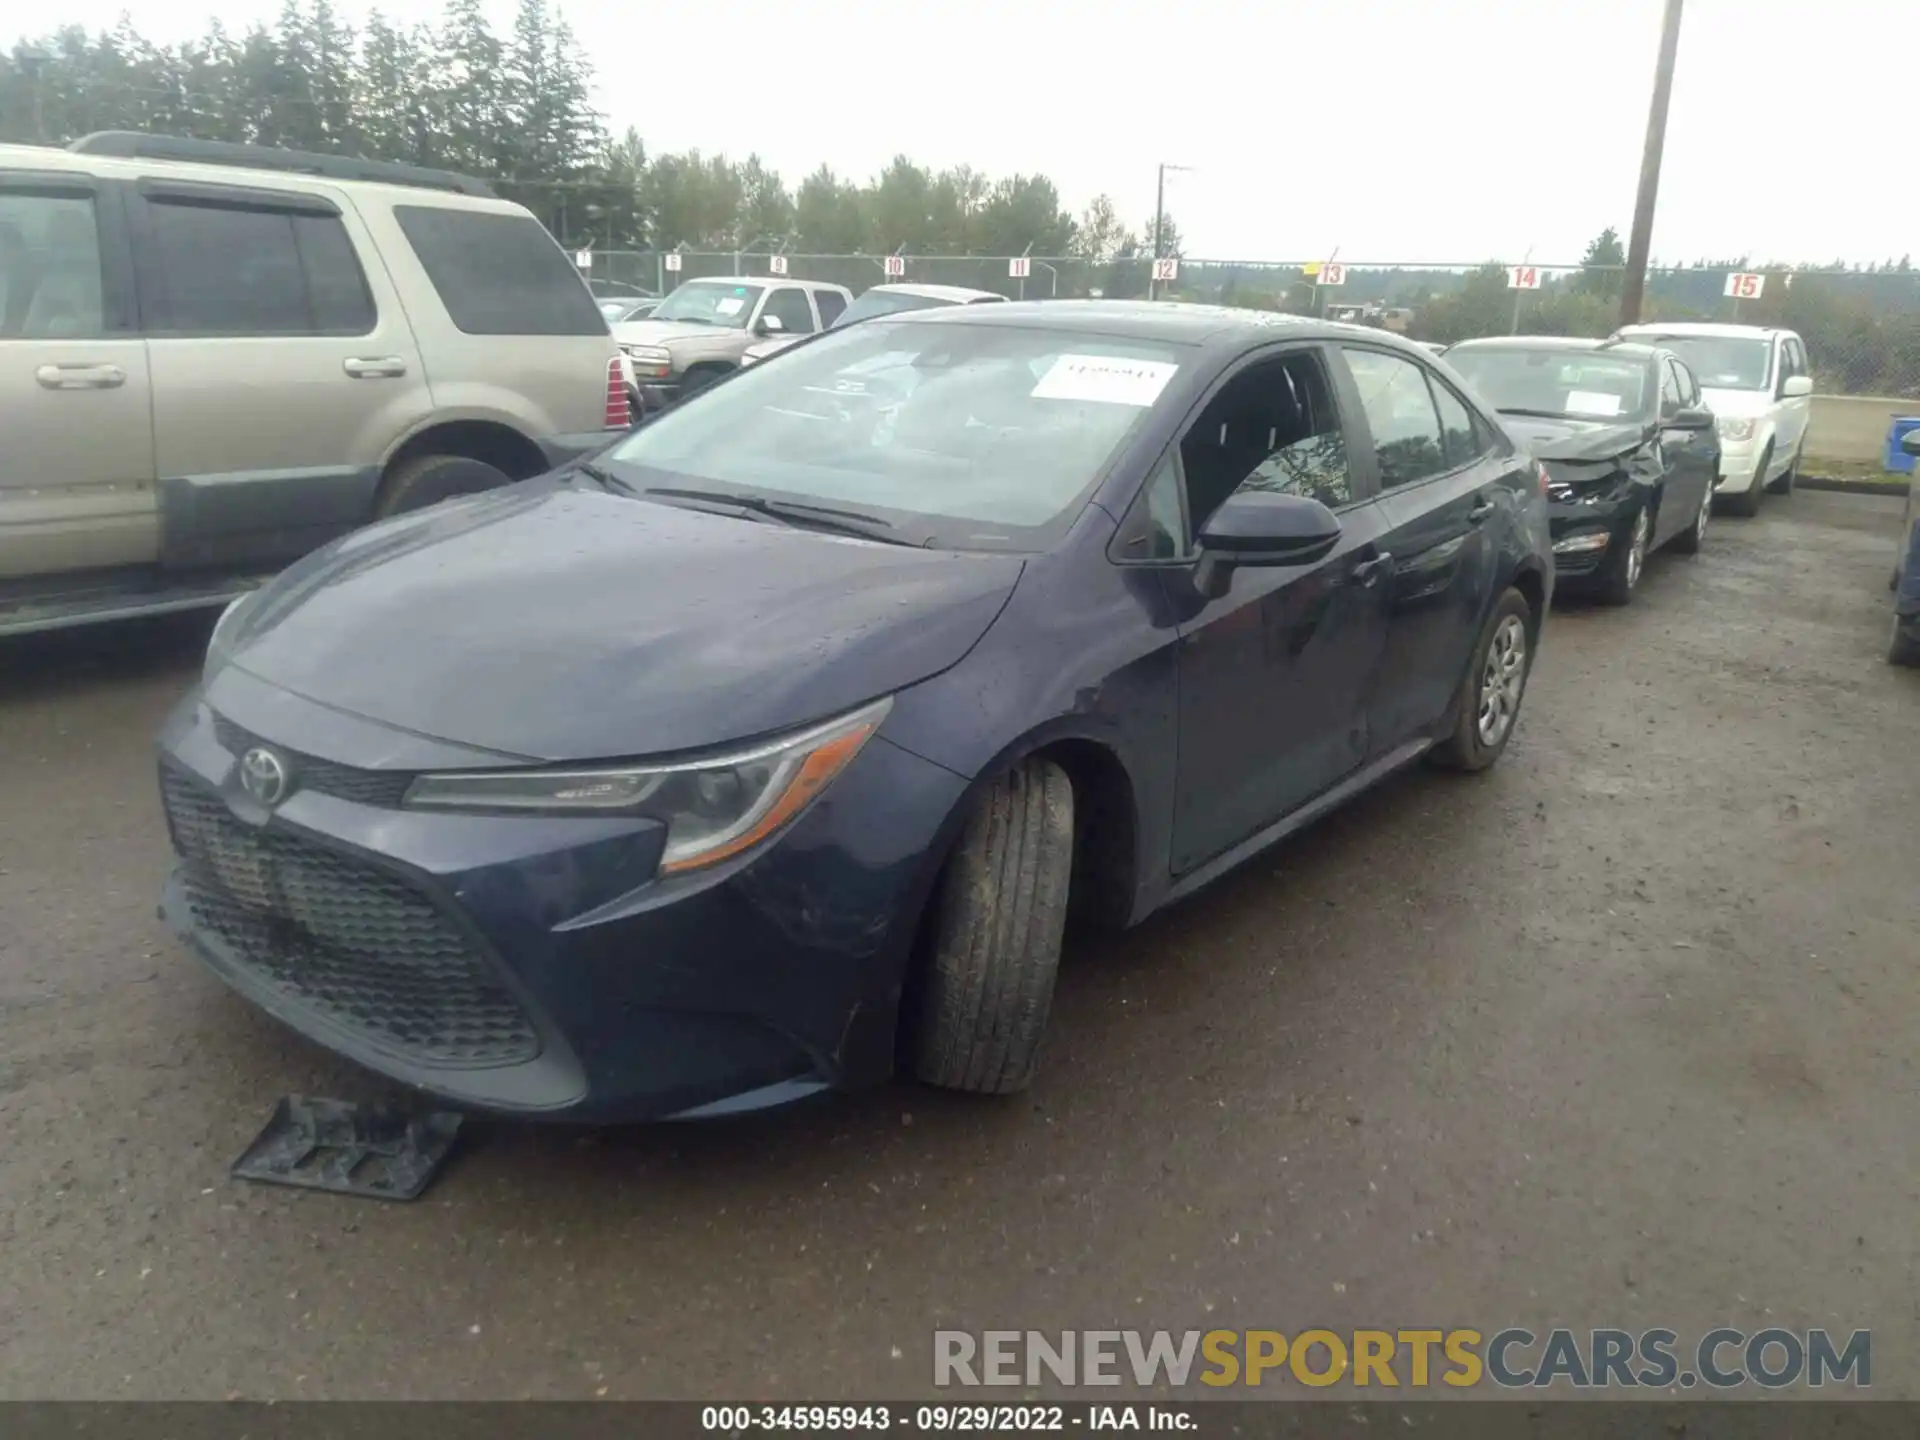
[141,197,375,336]
[394,205,605,336]
[814,290,847,326]
[1340,347,1448,488]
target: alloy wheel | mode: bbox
[1625,509,1650,591]
[1476,614,1528,747]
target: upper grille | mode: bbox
[162,767,540,1067]
[212,715,415,808]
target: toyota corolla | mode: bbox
[156,302,1553,1123]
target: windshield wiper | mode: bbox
[660,314,711,325]
[641,485,909,544]
[574,459,639,494]
[1498,407,1588,421]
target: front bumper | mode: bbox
[1546,490,1640,582]
[155,691,967,1123]
[1714,439,1764,494]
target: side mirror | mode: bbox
[1781,374,1814,399]
[1667,405,1716,432]
[1192,490,1342,597]
[1902,431,1920,459]
[757,314,785,335]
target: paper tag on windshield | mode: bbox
[715,296,746,317]
[1564,390,1623,416]
[1032,354,1178,406]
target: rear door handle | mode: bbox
[1467,496,1497,523]
[1350,554,1394,586]
[343,356,408,379]
[35,363,126,391]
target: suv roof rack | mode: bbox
[67,132,497,198]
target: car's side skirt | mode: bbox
[1158,737,1435,910]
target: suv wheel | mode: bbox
[912,759,1074,1095]
[1727,446,1770,517]
[376,453,512,518]
[1431,587,1534,772]
[1768,440,1802,495]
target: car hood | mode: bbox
[743,335,805,363]
[610,318,747,348]
[215,480,1024,763]
[1697,387,1772,419]
[1499,414,1649,464]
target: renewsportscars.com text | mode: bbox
[933,1328,1871,1390]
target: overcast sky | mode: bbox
[15,0,1916,265]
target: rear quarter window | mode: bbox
[393,205,605,336]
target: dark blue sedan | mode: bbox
[156,302,1555,1123]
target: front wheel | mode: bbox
[912,759,1075,1094]
[1889,613,1920,668]
[1726,446,1769,517]
[1430,586,1535,772]
[1768,440,1801,495]
[1596,505,1651,605]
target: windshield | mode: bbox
[604,319,1186,549]
[834,290,962,327]
[1632,335,1771,391]
[651,280,765,328]
[1447,348,1651,421]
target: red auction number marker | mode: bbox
[1507,265,1541,290]
[1724,271,1765,300]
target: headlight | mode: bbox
[1716,417,1756,442]
[402,697,892,874]
[620,343,673,379]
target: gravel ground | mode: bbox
[1,488,1915,1400]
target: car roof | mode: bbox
[867,282,1006,302]
[885,299,1421,351]
[1616,321,1792,340]
[1450,335,1663,360]
[677,274,846,292]
[0,139,525,214]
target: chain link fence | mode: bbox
[585,250,1920,403]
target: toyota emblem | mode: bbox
[239,746,292,806]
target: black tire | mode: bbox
[1889,614,1920,668]
[1768,440,1801,495]
[1670,479,1712,555]
[375,452,512,518]
[679,366,730,401]
[1595,504,1651,606]
[1726,447,1769,517]
[1430,586,1535,773]
[913,759,1074,1095]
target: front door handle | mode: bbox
[1466,496,1497,523]
[35,363,126,391]
[343,356,408,379]
[1350,554,1394,587]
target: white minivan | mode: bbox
[1613,322,1813,516]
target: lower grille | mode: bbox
[162,767,539,1067]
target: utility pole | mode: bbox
[1620,0,1686,327]
[20,47,49,142]
[1148,162,1194,301]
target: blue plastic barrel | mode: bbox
[1887,416,1920,474]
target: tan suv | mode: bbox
[0,131,626,635]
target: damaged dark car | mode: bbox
[1445,337,1720,605]
[155,303,1553,1125]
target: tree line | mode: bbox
[0,3,1177,263]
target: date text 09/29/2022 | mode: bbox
[701,1405,1191,1432]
